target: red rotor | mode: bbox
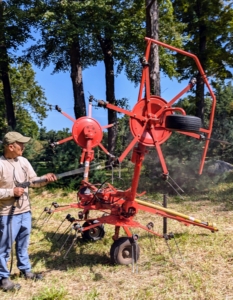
[130,95,172,146]
[72,117,103,148]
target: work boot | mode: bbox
[0,278,21,292]
[20,271,43,281]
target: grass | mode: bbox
[1,184,233,300]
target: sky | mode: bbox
[33,62,185,132]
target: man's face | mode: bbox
[9,142,25,157]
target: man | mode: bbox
[0,131,57,292]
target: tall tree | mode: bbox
[146,0,160,95]
[90,1,146,154]
[0,0,36,130]
[25,0,183,154]
[0,0,15,128]
[25,0,102,119]
[146,0,184,95]
[172,0,233,122]
[25,0,146,154]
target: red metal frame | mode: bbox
[50,38,218,242]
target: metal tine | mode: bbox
[146,222,155,251]
[164,237,177,265]
[165,180,184,199]
[63,233,78,259]
[38,209,54,230]
[164,233,184,266]
[56,216,76,242]
[173,234,185,263]
[168,175,185,193]
[59,225,76,253]
[33,207,49,227]
[34,201,57,228]
[51,213,71,240]
[63,223,81,259]
[39,202,60,232]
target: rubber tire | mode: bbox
[165,115,202,133]
[82,220,105,241]
[110,237,140,265]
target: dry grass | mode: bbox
[1,187,233,300]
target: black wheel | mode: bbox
[165,115,202,133]
[82,220,105,241]
[110,237,140,265]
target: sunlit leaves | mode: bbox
[0,63,49,136]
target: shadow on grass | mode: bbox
[30,230,112,271]
[30,250,111,271]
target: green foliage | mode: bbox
[172,0,233,81]
[3,1,233,197]
[114,115,131,157]
[18,79,233,195]
[0,0,36,55]
[171,0,233,120]
[0,0,40,130]
[25,0,101,72]
[206,81,233,162]
[157,0,186,78]
[25,0,185,84]
[23,139,44,162]
[31,127,108,190]
[175,81,233,162]
[141,134,218,195]
[0,63,49,137]
[34,128,82,189]
[142,80,233,195]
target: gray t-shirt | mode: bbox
[0,155,44,215]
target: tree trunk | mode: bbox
[0,0,16,129]
[146,0,160,96]
[195,1,207,123]
[196,72,205,123]
[69,40,86,119]
[97,35,117,155]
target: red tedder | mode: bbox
[41,38,218,265]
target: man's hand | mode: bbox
[14,187,25,197]
[45,173,57,182]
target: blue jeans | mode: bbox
[0,211,31,279]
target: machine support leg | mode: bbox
[112,226,120,240]
[163,194,167,236]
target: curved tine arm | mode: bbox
[118,121,148,163]
[101,123,115,130]
[147,122,169,175]
[118,135,139,163]
[155,142,169,175]
[155,82,195,119]
[167,82,195,107]
[55,105,76,123]
[98,143,114,157]
[199,139,210,174]
[60,111,76,123]
[53,136,74,145]
[103,102,146,122]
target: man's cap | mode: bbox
[3,132,31,145]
